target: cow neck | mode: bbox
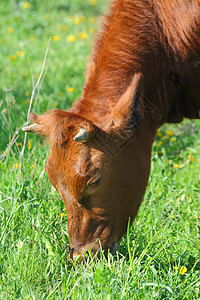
[70,3,172,128]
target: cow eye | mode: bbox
[87,175,102,189]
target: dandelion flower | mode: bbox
[67,35,76,42]
[22,2,31,9]
[173,164,179,168]
[170,137,176,142]
[157,141,163,147]
[17,50,25,57]
[74,17,81,25]
[88,0,97,6]
[28,140,32,150]
[8,27,14,34]
[179,266,187,275]
[10,55,16,61]
[156,130,162,137]
[53,35,60,42]
[15,163,21,169]
[67,87,74,93]
[79,32,88,39]
[31,164,35,168]
[60,213,67,218]
[166,130,174,136]
[17,143,22,146]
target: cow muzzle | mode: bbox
[68,241,119,262]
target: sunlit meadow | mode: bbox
[0,1,199,299]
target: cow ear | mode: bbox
[22,113,43,133]
[111,73,142,131]
[22,110,71,137]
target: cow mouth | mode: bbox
[69,241,119,262]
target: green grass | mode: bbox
[0,1,200,299]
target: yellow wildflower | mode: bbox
[157,141,163,147]
[53,35,60,42]
[8,27,14,34]
[17,50,25,57]
[169,215,175,218]
[17,143,22,146]
[74,16,86,24]
[173,164,179,168]
[28,140,32,150]
[74,17,81,25]
[156,130,162,137]
[166,130,174,136]
[10,55,16,61]
[60,213,66,218]
[31,164,35,168]
[25,91,30,97]
[22,2,31,9]
[89,27,95,34]
[67,35,76,42]
[79,32,88,39]
[88,0,97,6]
[173,266,178,271]
[179,266,187,275]
[89,17,95,24]
[170,137,176,142]
[67,87,74,93]
[15,163,21,169]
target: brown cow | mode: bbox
[23,0,200,260]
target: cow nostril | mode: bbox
[110,242,118,255]
[69,246,74,253]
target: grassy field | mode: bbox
[0,1,200,299]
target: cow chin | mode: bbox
[67,216,119,261]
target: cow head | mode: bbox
[22,74,157,260]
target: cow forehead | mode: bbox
[74,146,105,177]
